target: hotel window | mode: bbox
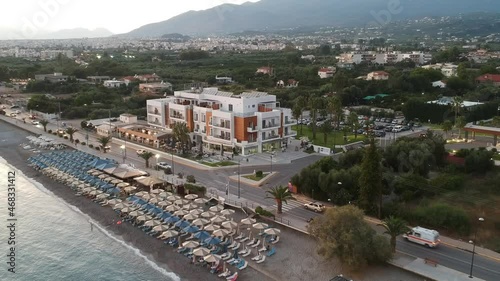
[194,113,198,121]
[201,114,206,122]
[228,104,233,112]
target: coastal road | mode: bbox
[4,112,500,280]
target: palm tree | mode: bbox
[320,121,332,145]
[452,96,463,127]
[455,116,466,139]
[139,151,154,168]
[328,96,343,128]
[65,127,78,142]
[172,123,190,154]
[441,120,453,138]
[347,111,359,139]
[96,136,112,153]
[492,116,500,128]
[265,185,295,214]
[309,97,323,140]
[39,119,49,132]
[378,216,409,253]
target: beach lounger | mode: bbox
[229,242,240,251]
[251,254,262,261]
[266,247,276,257]
[271,236,280,244]
[256,255,266,264]
[220,251,232,260]
[251,240,261,248]
[234,233,244,240]
[240,235,249,243]
[238,247,249,255]
[236,260,247,270]
[241,248,252,257]
[226,272,238,281]
[258,245,267,252]
[246,238,256,246]
[218,269,231,278]
[229,258,241,266]
[228,241,237,248]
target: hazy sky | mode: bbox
[1,0,259,34]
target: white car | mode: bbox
[304,202,326,212]
[31,120,39,125]
[156,162,171,170]
[136,149,147,155]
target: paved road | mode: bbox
[4,108,500,280]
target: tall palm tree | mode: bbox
[97,136,112,153]
[347,111,359,139]
[320,121,332,145]
[295,96,308,134]
[327,96,342,127]
[455,116,466,139]
[139,151,154,168]
[309,97,323,140]
[65,127,78,142]
[39,119,49,132]
[172,123,190,154]
[441,120,453,138]
[452,96,463,126]
[265,185,295,214]
[378,216,409,253]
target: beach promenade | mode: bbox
[2,115,500,280]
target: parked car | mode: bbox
[374,131,386,137]
[136,149,147,155]
[156,162,171,170]
[9,113,16,117]
[31,120,39,125]
[304,202,326,212]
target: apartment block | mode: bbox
[146,87,297,155]
[337,51,432,65]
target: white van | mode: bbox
[403,226,440,248]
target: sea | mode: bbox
[0,158,180,281]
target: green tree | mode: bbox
[308,205,392,269]
[292,103,303,134]
[139,151,154,168]
[172,123,190,154]
[309,97,323,140]
[328,96,343,129]
[492,116,500,127]
[455,116,466,139]
[65,127,78,142]
[441,120,453,138]
[347,111,359,139]
[452,96,463,126]
[320,121,332,145]
[359,138,383,218]
[265,185,294,214]
[39,119,49,132]
[378,216,409,253]
[96,136,112,153]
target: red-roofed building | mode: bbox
[367,71,390,81]
[318,67,336,79]
[476,74,500,86]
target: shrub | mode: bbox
[465,150,494,174]
[81,142,86,146]
[88,144,94,148]
[184,183,206,195]
[63,136,68,139]
[429,174,465,191]
[164,167,172,175]
[47,129,52,134]
[411,203,471,235]
[255,206,274,218]
[95,146,100,151]
[186,175,196,183]
[256,170,263,178]
[177,172,184,179]
[52,132,57,135]
[74,139,80,144]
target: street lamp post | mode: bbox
[469,217,485,278]
[270,152,274,174]
[120,145,126,163]
[171,150,175,175]
[237,159,241,199]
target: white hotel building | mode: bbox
[146,88,297,155]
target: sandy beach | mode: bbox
[0,118,423,281]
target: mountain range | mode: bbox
[0,27,113,40]
[124,0,500,37]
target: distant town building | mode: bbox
[427,96,483,108]
[40,50,74,60]
[87,76,111,83]
[215,76,233,84]
[139,81,173,94]
[104,79,128,88]
[146,87,296,155]
[318,67,336,79]
[476,74,500,86]
[301,55,315,61]
[34,73,68,83]
[432,80,447,88]
[421,63,458,77]
[256,67,274,76]
[366,71,389,81]
[337,51,432,65]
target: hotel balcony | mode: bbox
[284,130,297,137]
[284,119,297,126]
[212,122,231,130]
[170,114,186,122]
[262,134,281,141]
[206,135,233,145]
[247,126,258,132]
[147,109,161,115]
[262,122,280,130]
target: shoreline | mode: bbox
[0,120,270,281]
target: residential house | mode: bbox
[256,67,274,76]
[139,81,173,94]
[476,74,500,86]
[215,76,233,84]
[87,76,111,83]
[318,67,336,79]
[34,73,69,83]
[104,79,128,88]
[366,71,389,81]
[136,73,161,83]
[432,80,447,88]
[287,79,299,88]
[146,87,297,155]
[301,55,315,61]
[427,97,483,109]
[421,63,458,77]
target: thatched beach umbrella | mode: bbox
[212,228,230,237]
[173,209,189,217]
[124,186,137,193]
[152,224,170,232]
[135,191,149,197]
[211,215,226,224]
[157,201,169,208]
[209,205,224,212]
[184,194,198,200]
[150,189,161,195]
[220,209,235,216]
[201,211,215,218]
[117,182,130,188]
[174,199,189,206]
[129,210,144,217]
[113,203,128,210]
[144,220,161,227]
[192,218,209,227]
[136,215,152,222]
[159,191,172,199]
[166,195,181,202]
[240,217,256,225]
[111,179,123,185]
[182,203,198,210]
[193,247,210,257]
[96,193,110,200]
[161,230,179,239]
[149,197,160,204]
[189,209,203,216]
[183,213,198,221]
[222,220,238,229]
[182,240,200,248]
[264,228,281,236]
[203,254,219,263]
[204,224,220,232]
[165,205,180,212]
[107,199,122,205]
[98,174,108,179]
[253,222,268,230]
[194,198,208,204]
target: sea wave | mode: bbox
[0,156,181,281]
